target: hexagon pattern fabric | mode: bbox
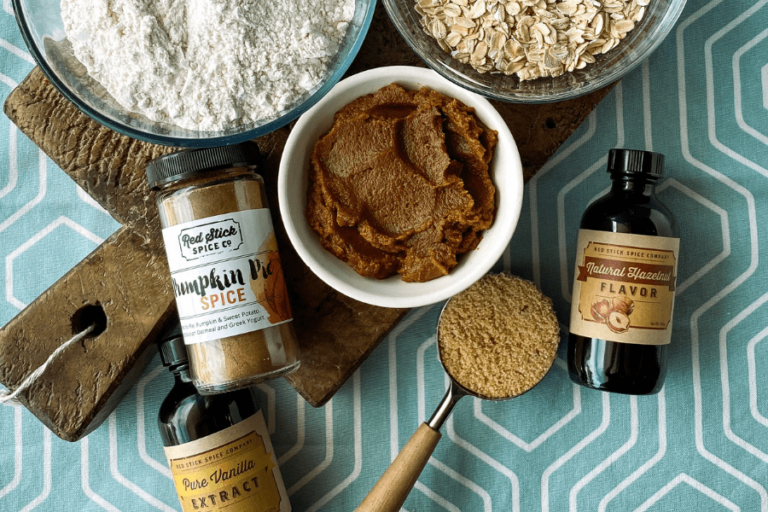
[2,0,768,510]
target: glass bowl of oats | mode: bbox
[382,0,686,102]
[13,0,376,146]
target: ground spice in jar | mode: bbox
[437,273,560,398]
[147,143,300,394]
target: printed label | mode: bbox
[178,218,244,261]
[569,229,679,346]
[162,209,293,345]
[164,411,290,512]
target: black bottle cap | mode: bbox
[157,323,188,367]
[146,142,261,189]
[607,149,664,178]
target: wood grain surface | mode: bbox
[1,2,613,442]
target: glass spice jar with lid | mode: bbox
[147,143,300,394]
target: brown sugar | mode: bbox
[438,273,560,398]
[305,84,497,283]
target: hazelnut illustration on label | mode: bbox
[591,296,634,334]
[569,229,680,346]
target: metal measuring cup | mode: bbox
[357,295,557,512]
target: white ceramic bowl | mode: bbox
[278,66,524,308]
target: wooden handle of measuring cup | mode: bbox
[357,423,442,512]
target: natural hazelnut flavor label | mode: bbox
[569,229,679,346]
[163,410,290,512]
[162,209,293,345]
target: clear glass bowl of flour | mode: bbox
[12,0,376,146]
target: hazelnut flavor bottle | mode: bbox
[567,149,680,395]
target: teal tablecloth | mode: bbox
[2,0,768,509]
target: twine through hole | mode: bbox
[0,323,95,406]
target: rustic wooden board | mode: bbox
[1,3,612,442]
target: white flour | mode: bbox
[61,0,355,131]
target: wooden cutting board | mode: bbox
[1,3,612,442]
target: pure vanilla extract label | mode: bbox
[569,229,679,346]
[162,209,293,345]
[163,410,290,512]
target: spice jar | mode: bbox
[147,143,300,394]
[157,324,292,512]
[567,149,679,395]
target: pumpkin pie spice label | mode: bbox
[162,209,293,345]
[569,229,680,346]
[163,411,289,512]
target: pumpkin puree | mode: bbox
[306,84,497,282]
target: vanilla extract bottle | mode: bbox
[157,324,291,512]
[567,149,680,395]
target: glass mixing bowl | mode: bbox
[12,0,376,146]
[382,0,686,103]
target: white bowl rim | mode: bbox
[278,65,524,308]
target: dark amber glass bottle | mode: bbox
[157,325,291,511]
[157,325,259,444]
[567,149,679,395]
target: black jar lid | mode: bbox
[157,323,188,367]
[146,142,261,189]
[607,149,664,178]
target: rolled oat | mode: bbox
[417,0,648,81]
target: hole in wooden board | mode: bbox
[71,304,107,338]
